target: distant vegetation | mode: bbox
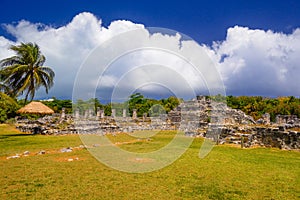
[42,98,73,114]
[225,95,300,121]
[126,93,182,117]
[0,92,300,123]
[72,93,182,117]
[44,94,300,122]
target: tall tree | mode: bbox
[127,93,145,116]
[0,42,55,104]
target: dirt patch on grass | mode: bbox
[128,157,155,163]
[54,156,84,162]
[114,139,149,146]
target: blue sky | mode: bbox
[1,0,300,100]
[1,0,300,45]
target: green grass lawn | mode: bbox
[1,124,299,199]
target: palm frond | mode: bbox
[0,42,55,101]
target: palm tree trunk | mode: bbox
[24,71,35,105]
[24,89,30,105]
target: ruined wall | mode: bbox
[202,125,300,150]
[15,97,300,150]
[168,96,256,130]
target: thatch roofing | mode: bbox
[17,101,54,115]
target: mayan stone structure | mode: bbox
[167,95,256,131]
[15,97,300,150]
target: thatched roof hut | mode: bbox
[17,101,54,115]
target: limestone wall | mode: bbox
[202,125,300,150]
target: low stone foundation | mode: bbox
[187,125,300,150]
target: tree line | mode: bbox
[1,93,300,123]
[72,93,182,117]
[225,95,300,122]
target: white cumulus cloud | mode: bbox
[0,13,300,100]
[1,12,145,99]
[211,26,300,96]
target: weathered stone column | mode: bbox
[100,109,104,118]
[262,113,270,125]
[75,109,80,119]
[111,109,116,118]
[61,107,66,119]
[143,113,147,122]
[123,109,127,118]
[96,107,101,120]
[84,110,89,119]
[132,109,137,119]
[88,109,94,118]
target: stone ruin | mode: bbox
[168,95,256,131]
[168,96,300,149]
[16,112,77,135]
[15,95,300,150]
[275,115,299,125]
[210,125,300,150]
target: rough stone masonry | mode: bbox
[16,96,300,150]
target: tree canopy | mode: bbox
[226,95,300,121]
[0,42,55,104]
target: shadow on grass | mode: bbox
[5,133,34,136]
[0,133,34,139]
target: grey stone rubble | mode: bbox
[15,96,300,149]
[60,147,73,153]
[67,158,79,162]
[5,145,88,159]
[6,154,20,159]
[16,113,77,135]
[38,150,46,155]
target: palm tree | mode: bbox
[0,42,55,104]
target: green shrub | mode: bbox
[0,92,19,123]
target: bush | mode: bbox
[0,92,19,123]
